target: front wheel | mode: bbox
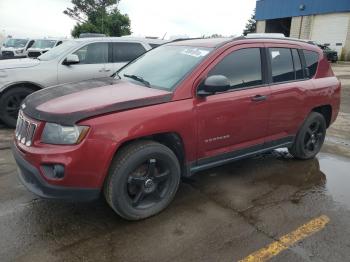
[104,140,181,220]
[0,86,34,127]
[289,112,326,160]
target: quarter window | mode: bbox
[73,42,108,64]
[303,50,319,78]
[112,42,146,62]
[292,49,303,80]
[208,48,263,90]
[269,48,294,83]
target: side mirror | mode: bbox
[197,75,230,96]
[63,54,80,65]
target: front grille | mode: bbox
[28,51,41,58]
[15,111,37,147]
[2,51,14,57]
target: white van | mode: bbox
[1,38,35,58]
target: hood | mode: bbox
[0,58,40,70]
[22,77,173,125]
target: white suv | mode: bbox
[0,37,166,127]
[27,38,66,58]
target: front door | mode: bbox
[195,45,271,163]
[57,42,110,84]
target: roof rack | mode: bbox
[244,33,316,45]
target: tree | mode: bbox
[64,0,131,38]
[243,9,256,36]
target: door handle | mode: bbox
[251,95,267,102]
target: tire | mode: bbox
[0,86,34,128]
[104,140,181,220]
[289,112,326,160]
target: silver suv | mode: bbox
[0,37,165,127]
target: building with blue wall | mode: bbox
[255,0,350,60]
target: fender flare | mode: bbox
[0,81,45,94]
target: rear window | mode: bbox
[303,50,319,78]
[269,48,295,83]
[112,42,146,62]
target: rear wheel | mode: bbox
[0,86,34,127]
[289,112,326,160]
[104,140,181,220]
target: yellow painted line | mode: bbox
[239,215,330,262]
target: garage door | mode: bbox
[311,13,350,55]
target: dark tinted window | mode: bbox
[73,42,108,64]
[303,50,319,78]
[149,43,161,49]
[292,49,303,79]
[269,48,294,83]
[112,42,146,62]
[208,48,262,89]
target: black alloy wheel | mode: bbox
[105,140,181,220]
[289,112,326,160]
[127,158,172,208]
[303,120,324,155]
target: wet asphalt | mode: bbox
[1,64,350,262]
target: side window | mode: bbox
[149,43,160,49]
[292,49,303,80]
[73,42,108,64]
[269,48,294,83]
[208,48,262,90]
[112,42,146,62]
[303,50,319,78]
[27,40,35,49]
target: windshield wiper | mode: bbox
[123,74,151,87]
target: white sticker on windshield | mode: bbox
[181,48,209,57]
[271,50,280,59]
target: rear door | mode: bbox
[57,42,109,84]
[195,45,271,162]
[108,42,147,73]
[265,44,313,142]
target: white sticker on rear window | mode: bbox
[181,48,209,57]
[271,50,280,59]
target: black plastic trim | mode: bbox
[190,136,294,174]
[12,143,100,201]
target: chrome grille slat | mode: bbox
[15,111,37,147]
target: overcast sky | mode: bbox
[0,0,256,39]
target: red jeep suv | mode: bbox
[12,36,341,220]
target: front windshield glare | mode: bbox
[38,41,78,61]
[32,40,57,49]
[4,39,28,48]
[118,45,212,90]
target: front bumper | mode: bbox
[12,142,100,201]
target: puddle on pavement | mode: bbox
[192,148,350,211]
[262,149,350,210]
[318,153,350,210]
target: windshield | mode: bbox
[32,39,57,49]
[118,45,212,90]
[3,38,28,48]
[38,40,78,61]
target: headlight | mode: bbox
[15,49,24,54]
[41,123,89,145]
